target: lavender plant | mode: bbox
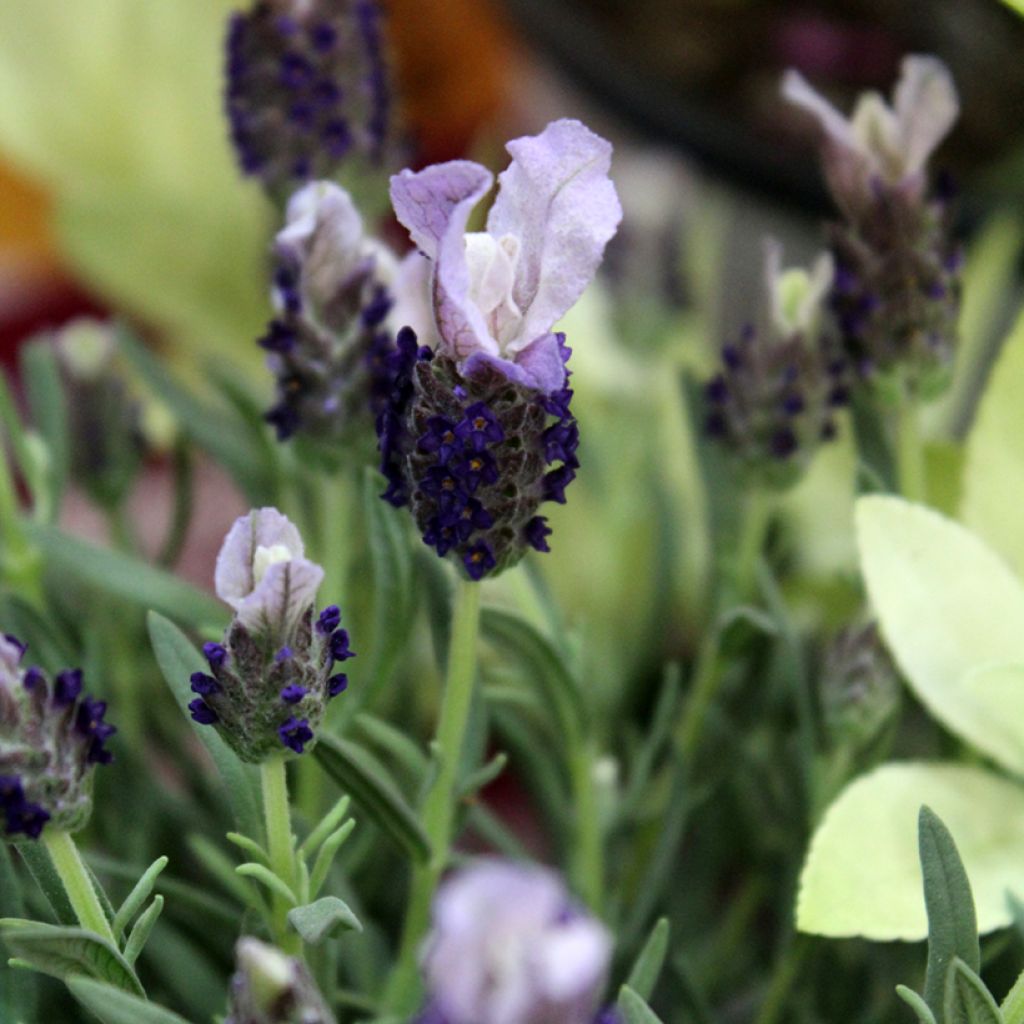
[4,5,1024,1024]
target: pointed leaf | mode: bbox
[288,896,362,944]
[312,733,430,863]
[1002,965,1024,1024]
[856,496,1024,773]
[148,612,262,836]
[626,918,670,1002]
[920,807,979,1021]
[0,919,142,996]
[67,976,195,1024]
[798,762,1024,939]
[943,958,1003,1024]
[899,986,939,1024]
[962,310,1024,575]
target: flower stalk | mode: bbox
[261,756,301,956]
[43,829,116,945]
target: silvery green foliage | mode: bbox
[1,634,115,839]
[420,859,612,1024]
[225,938,336,1024]
[703,240,850,489]
[188,508,352,762]
[783,57,961,397]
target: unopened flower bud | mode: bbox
[189,509,353,762]
[704,240,849,489]
[226,938,336,1024]
[1,634,116,841]
[420,859,612,1024]
[820,622,900,750]
[224,0,392,200]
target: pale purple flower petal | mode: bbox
[893,55,959,177]
[421,859,611,1024]
[487,119,622,351]
[215,508,324,638]
[391,249,441,349]
[391,161,496,360]
[781,69,860,154]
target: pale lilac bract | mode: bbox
[389,119,622,393]
[214,508,324,639]
[782,55,958,214]
[421,859,612,1024]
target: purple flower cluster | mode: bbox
[375,330,580,580]
[225,0,392,198]
[1,634,116,840]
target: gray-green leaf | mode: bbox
[67,976,195,1024]
[618,984,665,1024]
[943,958,1003,1024]
[288,896,362,944]
[626,918,670,1002]
[0,919,143,996]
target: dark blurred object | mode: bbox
[500,0,1024,215]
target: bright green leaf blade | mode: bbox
[312,733,430,864]
[0,919,143,996]
[856,496,1024,772]
[962,310,1024,576]
[147,612,262,837]
[797,762,1024,940]
[898,986,938,1024]
[68,976,195,1024]
[1002,965,1024,1024]
[28,524,225,627]
[920,807,979,1021]
[626,918,670,1002]
[943,958,1003,1024]
[288,896,363,944]
[618,984,665,1024]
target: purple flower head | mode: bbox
[782,56,959,217]
[390,119,622,394]
[278,716,314,754]
[421,859,612,1024]
[215,508,325,641]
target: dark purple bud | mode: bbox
[328,673,349,698]
[22,666,45,692]
[525,516,552,553]
[189,698,218,725]
[203,642,228,668]
[330,630,354,663]
[317,606,341,634]
[280,684,308,704]
[278,717,314,754]
[53,669,83,707]
[190,672,220,696]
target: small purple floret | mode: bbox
[317,605,341,634]
[189,698,218,725]
[278,716,314,754]
[190,672,219,696]
[328,673,348,698]
[53,669,83,707]
[280,684,308,704]
[203,642,228,668]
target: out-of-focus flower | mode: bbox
[419,859,612,1024]
[225,937,336,1024]
[704,240,849,490]
[260,180,397,449]
[379,120,621,580]
[225,0,392,200]
[782,57,961,398]
[188,508,353,761]
[1,633,116,840]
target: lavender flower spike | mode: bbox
[782,55,958,217]
[390,118,622,394]
[215,508,324,641]
[421,859,612,1024]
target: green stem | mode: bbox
[733,488,772,602]
[43,830,116,945]
[753,936,809,1024]
[569,737,603,911]
[674,622,724,759]
[0,442,43,606]
[319,468,354,610]
[386,577,482,1013]
[896,396,926,503]
[261,756,301,955]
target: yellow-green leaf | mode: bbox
[857,495,1024,772]
[798,762,1024,939]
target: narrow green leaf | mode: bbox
[313,733,430,863]
[457,752,508,799]
[298,795,351,860]
[309,820,356,899]
[29,526,225,626]
[148,612,262,836]
[0,919,143,996]
[67,976,195,1024]
[122,896,163,966]
[0,845,36,1021]
[481,608,586,739]
[225,833,270,868]
[353,712,429,781]
[112,856,168,941]
[17,841,76,925]
[19,337,68,518]
[1001,965,1024,1024]
[943,958,1003,1024]
[626,918,671,1002]
[187,835,265,914]
[287,896,362,944]
[236,864,298,906]
[897,985,938,1024]
[921,807,980,1021]
[618,984,665,1024]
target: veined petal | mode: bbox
[390,161,497,360]
[214,508,306,610]
[893,54,959,177]
[487,119,621,352]
[235,556,325,638]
